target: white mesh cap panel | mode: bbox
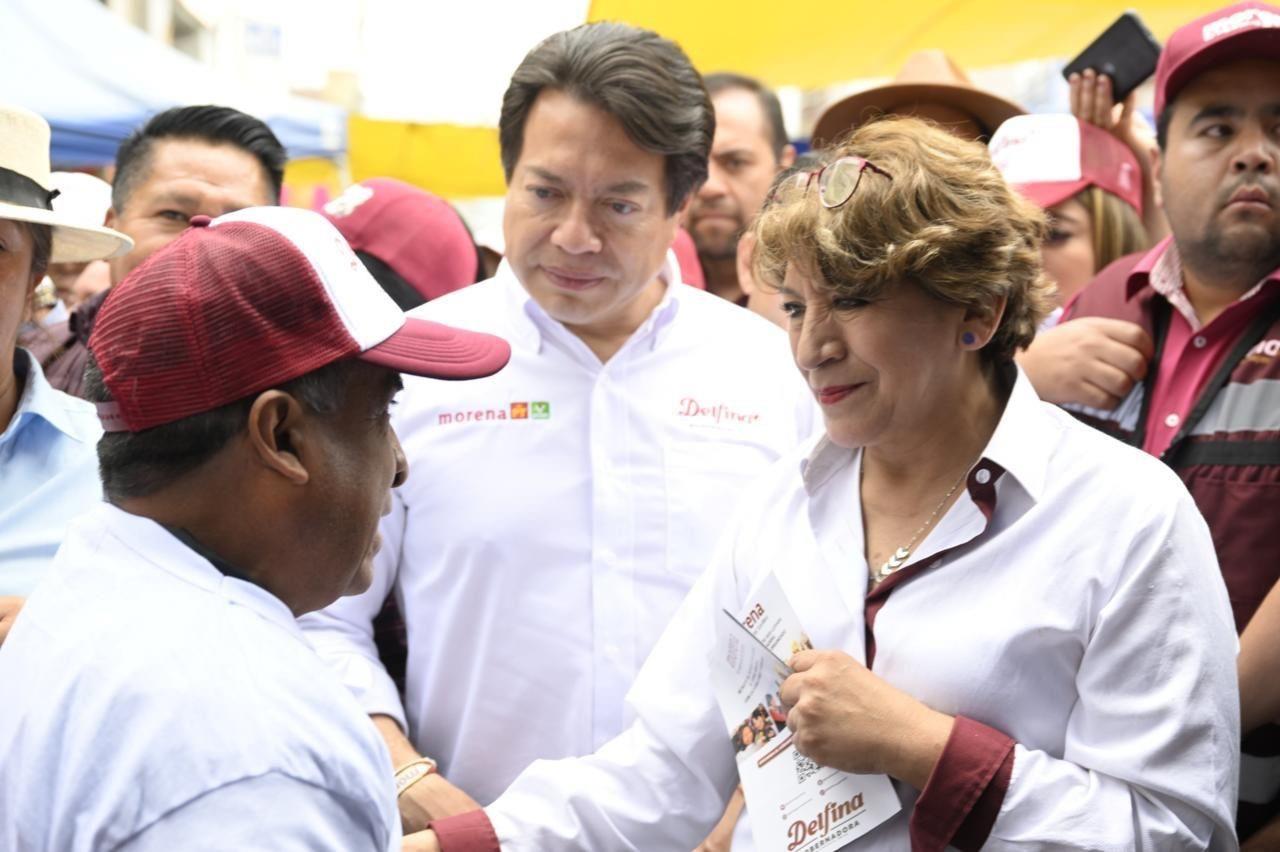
[989,114,1083,185]
[211,206,406,351]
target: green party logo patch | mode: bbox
[531,401,551,420]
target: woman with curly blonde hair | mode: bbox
[410,118,1238,852]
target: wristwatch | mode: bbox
[394,757,438,797]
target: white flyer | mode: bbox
[709,573,901,851]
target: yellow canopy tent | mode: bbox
[328,0,1226,203]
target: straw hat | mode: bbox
[812,50,1026,147]
[0,105,131,263]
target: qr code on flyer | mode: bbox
[792,748,819,784]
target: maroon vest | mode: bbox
[1065,252,1280,634]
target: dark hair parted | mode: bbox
[83,354,359,501]
[112,105,287,213]
[753,117,1054,365]
[498,22,714,216]
[704,72,790,161]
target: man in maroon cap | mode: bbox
[1023,3,1280,841]
[0,206,509,849]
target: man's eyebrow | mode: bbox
[148,190,202,209]
[714,147,755,160]
[776,285,800,299]
[525,167,566,185]
[1189,104,1245,123]
[603,180,649,195]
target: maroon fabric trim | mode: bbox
[429,810,500,852]
[863,463,1003,669]
[909,716,1016,852]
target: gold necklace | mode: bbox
[868,459,980,587]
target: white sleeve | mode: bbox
[117,771,397,852]
[982,490,1240,851]
[298,488,408,728]
[483,515,753,851]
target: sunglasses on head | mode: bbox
[777,156,894,209]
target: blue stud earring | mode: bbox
[962,332,977,346]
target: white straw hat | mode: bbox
[0,105,131,263]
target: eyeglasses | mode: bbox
[786,156,893,209]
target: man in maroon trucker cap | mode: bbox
[1018,2,1280,842]
[0,205,509,850]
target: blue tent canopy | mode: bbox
[2,0,346,165]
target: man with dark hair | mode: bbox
[1020,2,1280,842]
[301,21,817,848]
[0,206,509,849]
[41,104,285,397]
[688,72,796,304]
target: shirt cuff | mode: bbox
[909,715,1015,852]
[429,810,500,852]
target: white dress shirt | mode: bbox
[301,255,819,804]
[472,369,1240,851]
[0,504,400,851]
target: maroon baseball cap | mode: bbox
[89,206,510,433]
[990,115,1144,217]
[321,178,479,302]
[1155,2,1280,116]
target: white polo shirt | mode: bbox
[0,504,400,852]
[462,369,1239,851]
[301,255,818,804]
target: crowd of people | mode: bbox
[0,1,1278,850]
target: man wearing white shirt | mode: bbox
[299,22,817,843]
[0,206,510,851]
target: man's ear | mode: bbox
[246,390,311,485]
[779,144,797,170]
[1151,146,1164,213]
[104,207,118,229]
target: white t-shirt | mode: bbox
[0,504,400,851]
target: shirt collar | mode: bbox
[92,503,301,636]
[800,365,1050,504]
[1126,236,1280,302]
[7,347,90,440]
[500,251,685,354]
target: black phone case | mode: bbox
[1062,12,1162,102]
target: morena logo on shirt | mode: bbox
[437,402,551,425]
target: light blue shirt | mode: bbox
[0,503,400,850]
[0,348,102,596]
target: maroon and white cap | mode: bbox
[1155,1,1280,117]
[90,206,511,433]
[989,114,1143,217]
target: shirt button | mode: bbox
[1165,413,1181,428]
[1193,335,1207,349]
[974,468,991,485]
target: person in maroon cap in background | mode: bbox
[322,178,486,311]
[1017,3,1280,844]
[0,205,510,850]
[990,113,1150,322]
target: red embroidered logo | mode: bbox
[677,397,761,426]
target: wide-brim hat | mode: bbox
[812,50,1026,147]
[0,105,131,263]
